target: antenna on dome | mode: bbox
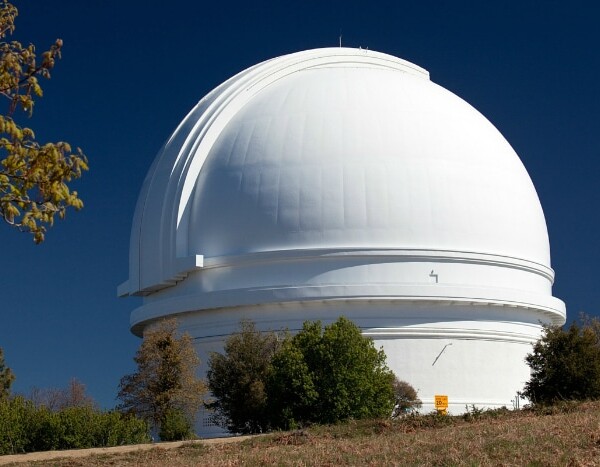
[339,29,342,47]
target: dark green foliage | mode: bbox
[267,317,396,429]
[0,347,14,399]
[208,317,398,434]
[159,407,195,441]
[523,322,600,404]
[0,396,150,454]
[206,320,282,434]
[267,338,319,429]
[0,395,30,454]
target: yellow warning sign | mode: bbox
[434,395,448,410]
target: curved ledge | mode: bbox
[130,283,566,331]
[364,326,538,344]
[121,247,556,297]
[201,247,555,281]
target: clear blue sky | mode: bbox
[1,0,598,409]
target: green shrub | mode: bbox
[207,320,282,434]
[267,317,396,429]
[524,322,600,404]
[0,397,150,454]
[159,407,195,441]
[57,407,95,449]
[0,396,33,454]
[98,411,151,446]
[27,405,62,452]
[208,317,411,434]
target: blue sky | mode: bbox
[1,0,598,409]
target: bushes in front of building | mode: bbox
[206,320,283,434]
[159,407,195,441]
[207,317,407,433]
[0,396,150,455]
[267,318,396,430]
[523,319,600,405]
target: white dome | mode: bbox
[120,49,565,433]
[190,62,547,262]
[119,49,559,304]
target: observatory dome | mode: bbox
[190,64,548,263]
[120,48,565,434]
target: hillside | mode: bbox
[3,401,600,466]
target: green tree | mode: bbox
[0,1,87,243]
[523,322,600,404]
[206,320,282,434]
[267,335,319,428]
[0,347,14,399]
[267,317,396,429]
[117,319,205,437]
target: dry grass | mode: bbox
[5,401,600,466]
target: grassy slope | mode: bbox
[10,401,600,466]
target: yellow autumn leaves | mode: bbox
[0,1,87,243]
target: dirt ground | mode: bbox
[0,435,258,466]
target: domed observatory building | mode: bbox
[119,48,565,435]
